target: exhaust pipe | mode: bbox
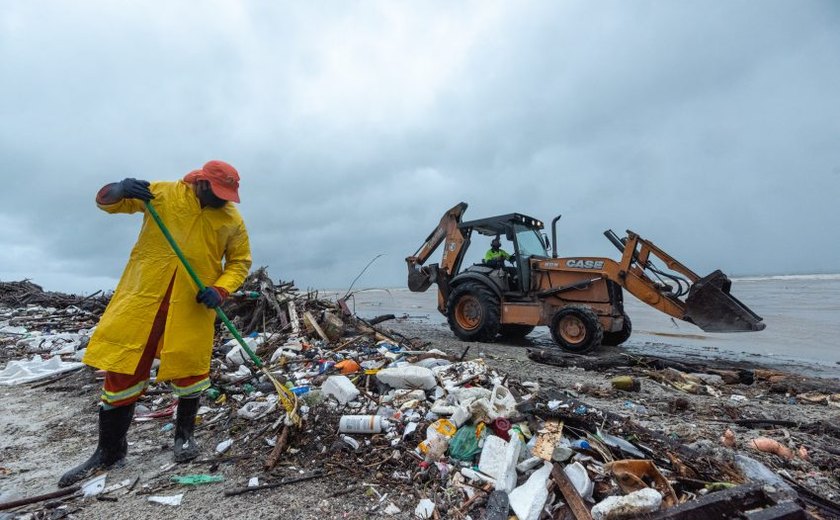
[551,215,562,258]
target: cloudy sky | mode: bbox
[1,1,838,294]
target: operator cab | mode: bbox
[458,213,549,295]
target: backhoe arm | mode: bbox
[606,230,764,332]
[406,202,469,292]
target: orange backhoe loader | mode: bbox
[406,202,764,353]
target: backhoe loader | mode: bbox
[406,202,764,353]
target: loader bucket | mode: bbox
[684,270,765,332]
[408,264,437,292]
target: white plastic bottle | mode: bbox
[338,415,384,434]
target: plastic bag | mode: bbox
[448,424,486,461]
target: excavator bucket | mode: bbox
[684,270,765,332]
[408,264,438,292]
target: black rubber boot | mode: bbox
[173,397,200,462]
[58,404,134,488]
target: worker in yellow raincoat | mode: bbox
[59,160,252,487]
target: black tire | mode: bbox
[602,314,632,346]
[498,324,535,339]
[446,282,501,342]
[550,306,604,354]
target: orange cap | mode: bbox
[183,160,241,203]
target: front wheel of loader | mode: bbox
[550,307,603,354]
[447,282,501,342]
[602,314,632,346]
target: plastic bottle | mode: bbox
[339,415,384,434]
[418,419,458,459]
[570,439,591,450]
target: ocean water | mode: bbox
[342,274,840,378]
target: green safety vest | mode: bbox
[485,248,511,262]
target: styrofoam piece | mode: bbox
[448,386,492,405]
[478,435,508,479]
[430,399,457,416]
[322,375,360,404]
[591,487,662,520]
[468,397,493,423]
[148,494,184,506]
[376,366,437,390]
[508,461,552,520]
[564,461,594,501]
[450,405,471,427]
[414,498,435,518]
[495,435,522,493]
[81,473,107,497]
[489,384,517,419]
[516,456,543,473]
[461,467,497,485]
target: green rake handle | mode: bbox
[144,200,264,368]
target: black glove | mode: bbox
[118,178,154,201]
[196,286,225,308]
[508,254,517,264]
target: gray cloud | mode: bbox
[1,1,839,294]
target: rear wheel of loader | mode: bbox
[499,324,535,339]
[447,282,501,342]
[550,307,603,354]
[602,314,632,346]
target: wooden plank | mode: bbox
[550,463,593,520]
[644,483,767,519]
[303,311,328,342]
[745,502,807,520]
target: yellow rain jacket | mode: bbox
[83,180,252,381]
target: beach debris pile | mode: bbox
[1,273,838,518]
